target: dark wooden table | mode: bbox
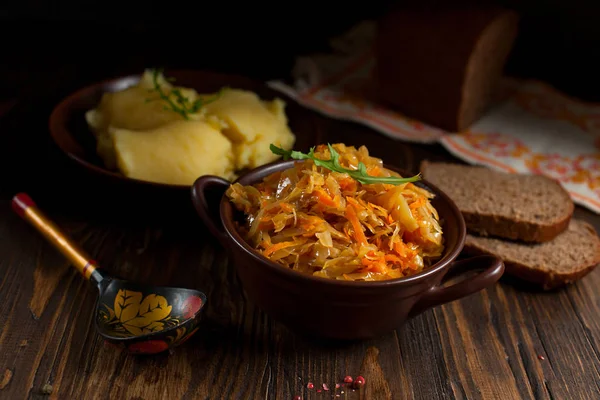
[1,73,600,400]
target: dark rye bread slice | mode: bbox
[421,161,574,243]
[463,220,600,290]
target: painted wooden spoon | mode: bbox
[12,193,206,355]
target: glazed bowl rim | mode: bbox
[217,159,467,288]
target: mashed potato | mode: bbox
[86,71,201,133]
[86,71,204,170]
[109,120,234,185]
[85,69,295,185]
[204,89,296,170]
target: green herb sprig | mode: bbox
[270,144,421,185]
[147,68,225,120]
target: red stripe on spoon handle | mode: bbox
[12,192,35,218]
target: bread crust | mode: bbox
[463,207,573,243]
[420,160,575,243]
[463,223,600,290]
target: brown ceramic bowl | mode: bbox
[192,161,504,340]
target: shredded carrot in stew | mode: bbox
[226,143,444,281]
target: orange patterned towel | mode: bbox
[267,21,600,213]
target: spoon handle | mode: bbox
[12,193,100,281]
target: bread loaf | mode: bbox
[375,7,519,131]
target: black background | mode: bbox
[0,0,599,101]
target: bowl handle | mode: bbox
[191,175,231,246]
[408,255,504,318]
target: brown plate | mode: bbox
[48,69,317,191]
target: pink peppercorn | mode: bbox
[293,396,302,400]
[354,376,366,388]
[307,382,314,389]
[343,376,353,384]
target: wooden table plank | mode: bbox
[3,201,600,399]
[1,86,600,400]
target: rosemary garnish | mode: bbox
[270,144,421,185]
[147,68,224,120]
